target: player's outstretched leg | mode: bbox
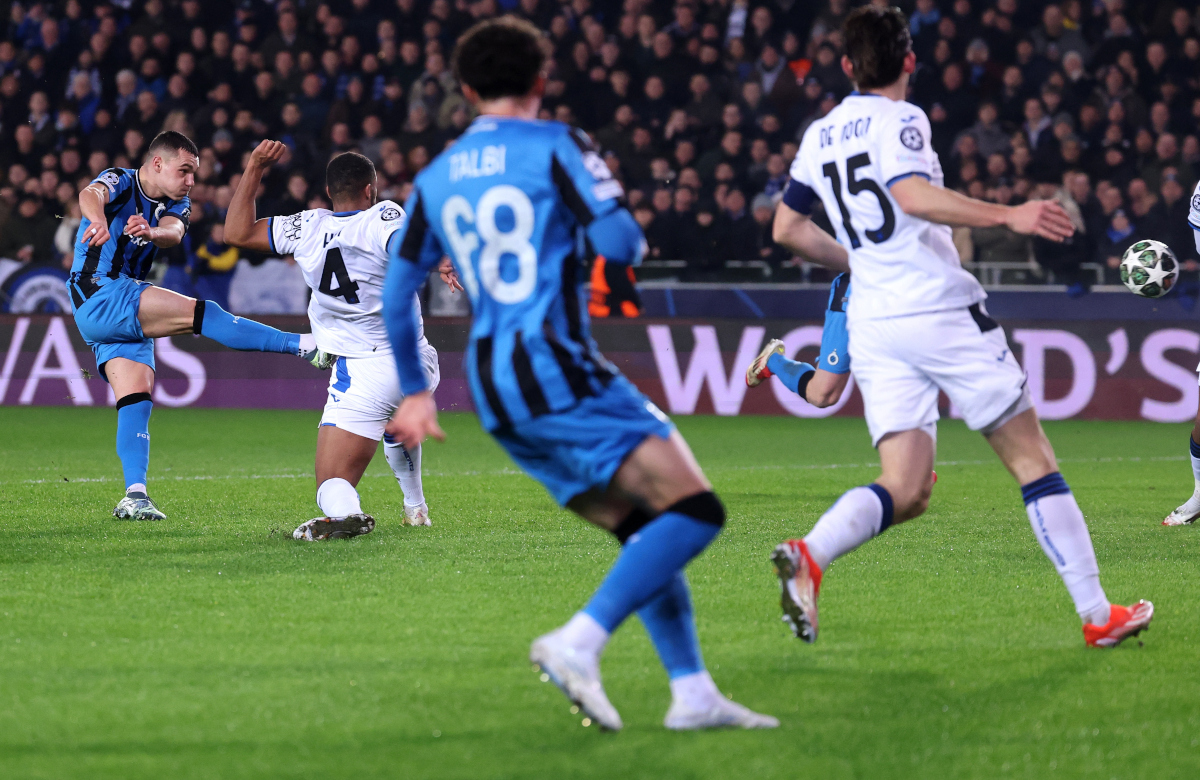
[1164,428,1200,525]
[746,338,816,396]
[137,286,331,367]
[383,434,429,526]
[988,409,1153,647]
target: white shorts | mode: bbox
[849,305,1029,446]
[320,343,440,441]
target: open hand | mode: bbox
[438,256,464,293]
[80,220,110,246]
[384,391,445,449]
[249,139,287,170]
[1006,199,1075,242]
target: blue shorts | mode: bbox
[492,376,675,506]
[69,276,154,379]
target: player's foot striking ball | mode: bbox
[768,6,1151,649]
[69,131,325,519]
[225,145,449,534]
[382,17,776,731]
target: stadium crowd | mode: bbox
[0,0,1198,297]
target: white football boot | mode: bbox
[664,696,780,731]
[1163,492,1200,526]
[530,631,623,731]
[293,514,375,540]
[746,338,785,387]
[403,502,431,526]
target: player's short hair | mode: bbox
[453,16,545,101]
[844,6,912,90]
[147,130,199,161]
[326,152,376,201]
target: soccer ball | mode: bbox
[1119,240,1177,298]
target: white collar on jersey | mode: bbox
[134,169,164,204]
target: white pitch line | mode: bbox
[5,455,1186,486]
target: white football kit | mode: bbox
[788,93,1028,443]
[270,201,440,440]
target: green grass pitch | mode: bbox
[1,407,1198,779]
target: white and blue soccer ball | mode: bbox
[1120,239,1178,298]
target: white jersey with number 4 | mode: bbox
[269,200,425,357]
[790,93,984,321]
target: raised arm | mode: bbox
[224,140,288,252]
[889,176,1075,240]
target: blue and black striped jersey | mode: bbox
[392,117,636,431]
[69,168,191,305]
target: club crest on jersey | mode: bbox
[900,127,924,151]
[154,202,167,221]
[97,170,122,192]
[827,349,840,366]
[282,213,303,241]
[380,206,402,221]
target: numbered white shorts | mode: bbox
[320,343,440,441]
[849,305,1031,446]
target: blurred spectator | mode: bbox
[0,197,57,266]
[191,223,240,311]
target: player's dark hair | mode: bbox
[844,6,912,90]
[453,16,545,100]
[146,130,199,160]
[326,152,376,202]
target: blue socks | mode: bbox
[766,352,815,396]
[115,392,153,490]
[195,300,299,355]
[637,572,705,679]
[584,493,724,633]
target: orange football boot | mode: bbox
[771,539,823,643]
[1083,600,1154,647]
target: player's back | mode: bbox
[409,116,623,430]
[273,201,417,357]
[791,95,982,321]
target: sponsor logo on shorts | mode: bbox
[900,127,924,151]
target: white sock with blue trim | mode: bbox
[1021,473,1109,626]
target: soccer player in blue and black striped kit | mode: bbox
[69,131,326,521]
[382,18,776,732]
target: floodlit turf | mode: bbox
[1,407,1198,779]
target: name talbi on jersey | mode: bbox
[819,116,871,149]
[449,145,506,182]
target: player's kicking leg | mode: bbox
[138,285,332,367]
[1163,406,1200,525]
[987,409,1153,646]
[531,431,777,732]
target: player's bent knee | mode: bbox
[666,491,725,527]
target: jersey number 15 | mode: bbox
[822,152,896,249]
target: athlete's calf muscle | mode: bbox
[315,425,378,486]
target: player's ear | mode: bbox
[461,83,480,105]
[531,75,546,98]
[840,54,855,81]
[903,50,917,74]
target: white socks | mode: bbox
[669,670,724,711]
[803,486,889,571]
[126,482,147,496]
[298,333,317,356]
[559,612,610,659]
[1023,480,1110,626]
[317,477,362,518]
[384,439,425,507]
